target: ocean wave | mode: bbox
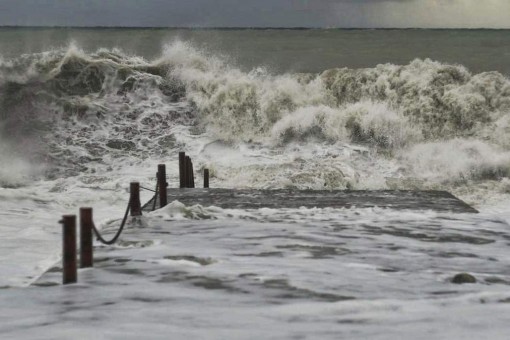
[0,41,509,192]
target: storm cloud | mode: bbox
[0,0,508,28]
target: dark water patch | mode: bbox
[362,225,494,244]
[262,279,354,302]
[336,319,369,325]
[239,273,258,278]
[117,240,154,248]
[108,268,145,276]
[32,281,60,287]
[235,251,284,258]
[378,267,400,273]
[106,139,136,151]
[157,271,245,293]
[245,235,315,242]
[113,258,131,264]
[485,277,510,285]
[163,255,215,266]
[87,279,130,287]
[276,244,350,258]
[434,251,480,259]
[128,296,170,303]
[430,290,459,296]
[188,276,244,293]
[157,134,176,148]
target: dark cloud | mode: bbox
[0,0,507,28]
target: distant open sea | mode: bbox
[0,27,509,75]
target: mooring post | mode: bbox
[179,152,186,189]
[186,157,195,188]
[61,215,77,285]
[204,169,209,188]
[79,208,93,268]
[158,164,168,208]
[130,182,142,216]
[190,161,195,188]
[183,156,189,188]
[185,156,191,188]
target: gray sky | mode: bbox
[0,0,508,28]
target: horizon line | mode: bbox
[0,25,509,31]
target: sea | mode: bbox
[1,28,510,339]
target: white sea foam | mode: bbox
[1,40,510,293]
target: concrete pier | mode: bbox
[143,189,478,213]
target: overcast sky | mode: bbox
[0,0,508,28]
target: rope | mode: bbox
[92,198,131,245]
[140,186,156,193]
[152,181,159,212]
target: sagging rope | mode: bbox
[91,180,160,245]
[140,186,156,193]
[92,198,131,245]
[152,181,159,212]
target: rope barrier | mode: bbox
[152,181,159,212]
[140,186,156,193]
[91,198,131,245]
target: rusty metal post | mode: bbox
[130,182,142,216]
[185,157,194,188]
[204,169,209,188]
[79,208,93,268]
[179,152,186,189]
[183,156,189,188]
[190,160,195,188]
[61,215,77,285]
[158,164,168,208]
[185,156,191,188]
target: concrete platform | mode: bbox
[143,189,478,213]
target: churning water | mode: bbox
[1,28,510,339]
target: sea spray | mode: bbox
[0,41,509,193]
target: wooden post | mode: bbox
[79,208,93,268]
[204,169,209,188]
[61,215,77,285]
[190,160,195,188]
[185,156,191,188]
[179,152,186,189]
[130,182,142,216]
[158,164,168,208]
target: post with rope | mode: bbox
[158,164,168,208]
[61,215,77,285]
[204,169,209,188]
[79,208,93,268]
[179,152,186,188]
[130,182,142,217]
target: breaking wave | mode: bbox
[1,41,510,197]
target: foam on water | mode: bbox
[0,42,510,337]
[1,42,509,189]
[3,206,510,339]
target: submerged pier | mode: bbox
[53,157,479,286]
[143,188,478,214]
